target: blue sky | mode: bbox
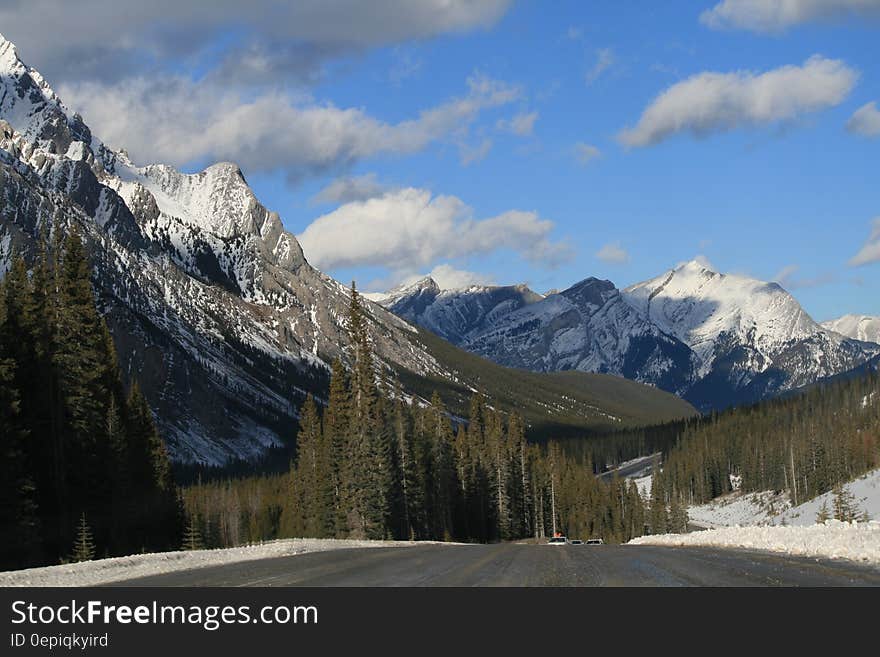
[3,0,879,320]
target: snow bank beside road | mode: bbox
[0,539,441,587]
[629,521,880,565]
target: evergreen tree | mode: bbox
[816,500,831,524]
[70,513,96,563]
[181,514,204,551]
[832,484,857,522]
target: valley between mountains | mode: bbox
[1,31,878,467]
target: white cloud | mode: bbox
[297,187,571,277]
[0,0,512,83]
[596,242,630,264]
[586,48,615,84]
[311,174,389,205]
[618,56,858,147]
[701,0,880,33]
[847,101,880,137]
[427,264,497,289]
[849,217,880,266]
[574,142,602,165]
[497,111,539,136]
[60,73,520,181]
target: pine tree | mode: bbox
[649,466,668,535]
[70,513,96,563]
[324,359,352,537]
[668,489,688,534]
[832,484,857,522]
[181,514,204,551]
[291,394,325,536]
[816,499,831,524]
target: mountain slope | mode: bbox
[822,314,880,345]
[400,327,696,438]
[380,276,544,344]
[0,33,691,464]
[623,261,878,409]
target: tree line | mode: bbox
[0,227,182,570]
[183,287,678,546]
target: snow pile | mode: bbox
[0,539,443,587]
[629,520,880,565]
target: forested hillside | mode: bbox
[0,231,181,570]
[660,372,880,508]
[183,290,671,546]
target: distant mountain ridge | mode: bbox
[822,314,880,346]
[380,261,879,410]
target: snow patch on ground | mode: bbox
[629,520,880,565]
[687,468,880,528]
[688,490,791,528]
[775,469,880,527]
[0,539,448,587]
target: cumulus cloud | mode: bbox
[847,101,880,137]
[574,142,602,165]
[297,187,571,278]
[60,73,520,181]
[0,0,512,83]
[596,242,630,264]
[701,0,880,33]
[849,217,880,266]
[497,111,539,136]
[618,56,858,147]
[586,48,615,84]
[311,174,390,205]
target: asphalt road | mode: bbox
[598,454,657,482]
[108,544,880,587]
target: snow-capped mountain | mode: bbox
[0,34,692,463]
[822,315,880,345]
[0,34,444,463]
[383,276,697,394]
[462,277,697,393]
[378,261,879,410]
[380,276,544,344]
[623,261,877,409]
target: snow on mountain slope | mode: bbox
[622,260,878,409]
[822,315,880,345]
[383,276,544,344]
[378,259,879,411]
[380,276,698,392]
[462,277,697,392]
[624,260,819,374]
[0,32,448,464]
